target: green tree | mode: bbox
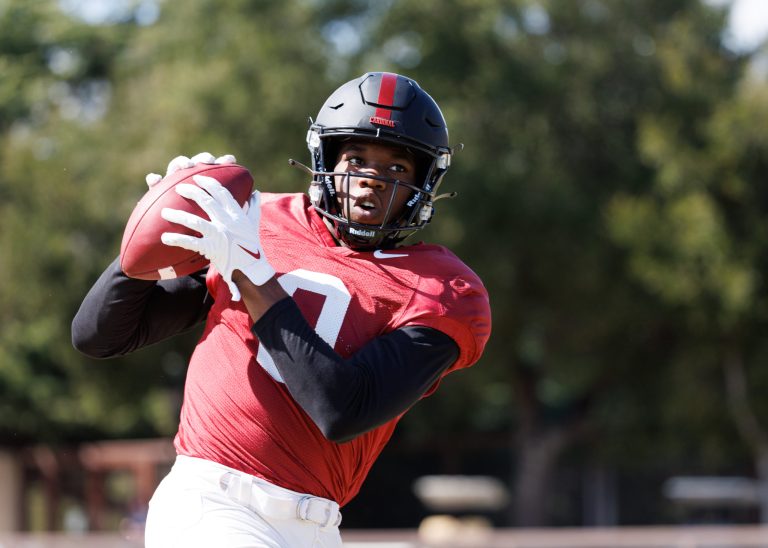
[0,0,137,441]
[607,55,768,520]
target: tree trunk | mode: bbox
[756,453,768,523]
[723,348,768,522]
[512,426,577,526]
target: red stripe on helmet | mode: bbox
[374,72,398,120]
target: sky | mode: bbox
[708,0,768,51]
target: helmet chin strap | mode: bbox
[320,210,391,250]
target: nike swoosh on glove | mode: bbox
[160,175,275,301]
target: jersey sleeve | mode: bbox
[399,269,491,374]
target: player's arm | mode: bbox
[71,257,212,358]
[246,287,458,443]
[235,276,458,443]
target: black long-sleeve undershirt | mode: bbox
[252,298,458,442]
[71,257,212,358]
[72,258,459,441]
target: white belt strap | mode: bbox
[220,470,342,529]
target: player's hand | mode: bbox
[159,177,275,301]
[145,152,237,188]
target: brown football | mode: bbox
[120,163,254,280]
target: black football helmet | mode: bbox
[294,72,456,250]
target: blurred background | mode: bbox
[2,0,768,545]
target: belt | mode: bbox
[218,466,342,529]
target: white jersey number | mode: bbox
[256,269,351,383]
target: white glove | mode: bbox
[145,152,237,188]
[160,175,275,301]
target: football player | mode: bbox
[72,72,491,547]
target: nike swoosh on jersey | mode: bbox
[239,245,261,260]
[373,250,408,259]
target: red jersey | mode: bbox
[174,193,491,506]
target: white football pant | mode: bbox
[144,455,343,547]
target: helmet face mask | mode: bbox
[305,72,454,250]
[308,167,432,249]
